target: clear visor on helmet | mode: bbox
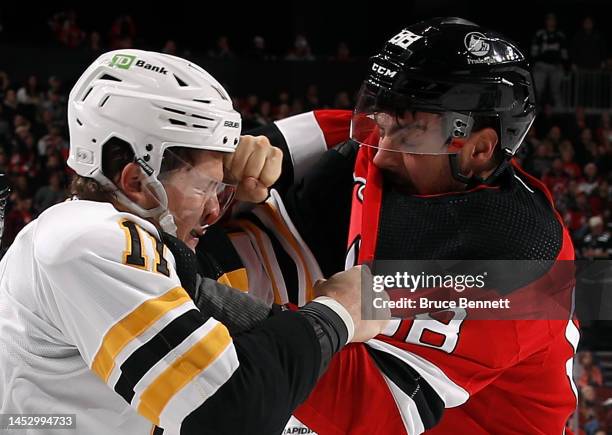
[350,85,477,155]
[155,148,237,230]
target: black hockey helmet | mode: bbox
[351,17,536,159]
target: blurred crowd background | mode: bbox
[0,2,611,433]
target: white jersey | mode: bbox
[0,200,239,435]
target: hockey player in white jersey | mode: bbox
[0,50,387,435]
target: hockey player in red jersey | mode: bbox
[229,17,578,434]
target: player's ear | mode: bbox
[118,163,148,204]
[470,128,498,163]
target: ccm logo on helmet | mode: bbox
[371,63,397,78]
[111,54,168,75]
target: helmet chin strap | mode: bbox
[448,153,510,188]
[109,175,179,236]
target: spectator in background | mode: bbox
[330,42,353,62]
[109,15,136,49]
[37,124,68,158]
[275,103,290,121]
[531,13,568,107]
[10,127,37,178]
[239,94,259,129]
[333,91,352,110]
[276,90,290,107]
[0,105,11,145]
[582,406,600,435]
[16,75,42,107]
[603,399,612,433]
[589,180,610,217]
[37,151,66,188]
[47,76,65,101]
[254,100,273,126]
[38,109,55,136]
[560,140,582,178]
[596,112,612,147]
[594,141,612,174]
[0,71,10,98]
[568,106,590,143]
[286,34,315,61]
[162,40,177,56]
[290,97,304,116]
[571,16,607,71]
[304,84,320,111]
[0,150,9,174]
[526,141,554,177]
[41,91,67,126]
[88,31,103,55]
[581,385,599,409]
[564,189,590,238]
[543,157,570,195]
[1,194,32,249]
[580,162,601,196]
[3,89,18,124]
[247,36,273,61]
[577,351,604,388]
[208,36,234,59]
[48,10,85,48]
[576,128,598,166]
[33,171,65,216]
[581,215,611,259]
[546,124,563,148]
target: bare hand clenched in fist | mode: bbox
[224,135,283,203]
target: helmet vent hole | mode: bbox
[76,118,83,126]
[192,124,208,129]
[191,113,214,121]
[174,74,189,87]
[193,99,211,104]
[163,107,186,115]
[169,118,187,126]
[99,95,110,107]
[99,74,122,82]
[81,87,93,102]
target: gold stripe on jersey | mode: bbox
[216,268,249,292]
[137,322,232,425]
[260,203,315,302]
[92,286,191,382]
[236,219,283,303]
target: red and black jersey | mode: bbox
[245,110,579,435]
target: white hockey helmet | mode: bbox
[67,49,241,231]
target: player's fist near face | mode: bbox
[224,135,283,203]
